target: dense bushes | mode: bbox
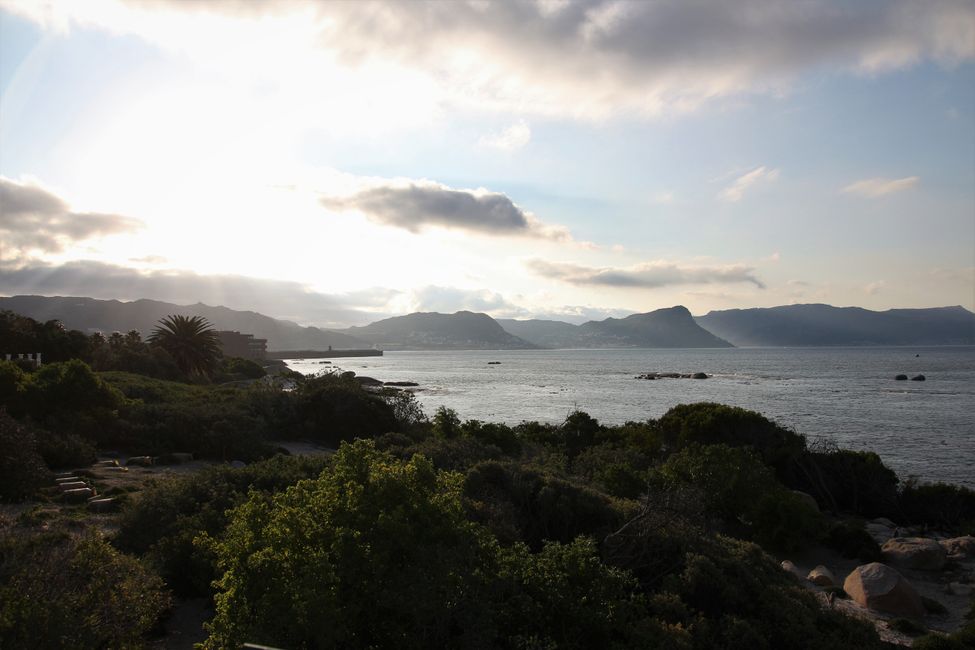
[290,373,399,445]
[898,479,975,533]
[463,460,629,549]
[115,454,331,596]
[202,441,501,649]
[653,443,823,551]
[791,444,900,517]
[0,412,50,502]
[0,530,171,648]
[657,402,807,478]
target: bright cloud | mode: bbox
[526,258,766,289]
[478,120,531,151]
[842,176,920,198]
[717,166,780,203]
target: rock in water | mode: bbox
[843,563,925,619]
[911,374,926,381]
[881,537,947,571]
[895,374,908,380]
[807,565,835,586]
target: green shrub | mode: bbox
[291,373,399,445]
[396,435,503,472]
[462,419,522,456]
[463,460,627,549]
[0,411,50,502]
[35,429,97,469]
[0,530,170,648]
[792,445,900,517]
[654,444,822,551]
[823,521,883,562]
[657,403,806,477]
[202,441,501,649]
[572,443,650,499]
[899,479,975,534]
[495,538,667,650]
[115,454,331,596]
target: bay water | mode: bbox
[286,346,975,487]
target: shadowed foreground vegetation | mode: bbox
[1,312,974,648]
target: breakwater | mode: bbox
[268,349,382,359]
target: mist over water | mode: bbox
[287,346,975,487]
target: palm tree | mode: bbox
[147,315,221,377]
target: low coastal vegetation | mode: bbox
[1,311,973,648]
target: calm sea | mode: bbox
[286,347,975,488]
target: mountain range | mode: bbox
[2,295,973,350]
[695,304,975,347]
[0,295,370,350]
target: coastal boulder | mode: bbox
[881,537,946,571]
[865,518,897,545]
[807,565,835,587]
[88,498,118,513]
[843,563,925,619]
[355,376,383,387]
[62,487,95,503]
[895,374,908,381]
[911,374,926,381]
[940,536,975,559]
[691,372,708,379]
[781,560,804,580]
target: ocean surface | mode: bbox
[285,347,975,488]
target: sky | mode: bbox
[0,0,973,328]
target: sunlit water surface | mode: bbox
[286,347,975,487]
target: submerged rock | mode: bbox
[895,374,908,381]
[881,537,947,571]
[911,374,926,381]
[843,562,925,619]
[384,381,419,387]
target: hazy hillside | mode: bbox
[696,304,975,347]
[500,306,733,348]
[342,311,538,350]
[577,306,732,348]
[0,295,371,350]
[495,318,584,348]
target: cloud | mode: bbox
[478,120,531,151]
[0,260,392,328]
[865,281,886,295]
[842,176,919,198]
[321,181,570,240]
[396,285,528,317]
[526,258,766,289]
[7,0,973,118]
[0,177,142,256]
[717,166,779,202]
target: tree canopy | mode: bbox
[147,314,221,377]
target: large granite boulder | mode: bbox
[881,537,947,571]
[940,536,975,559]
[843,563,925,618]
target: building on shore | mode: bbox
[216,331,267,360]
